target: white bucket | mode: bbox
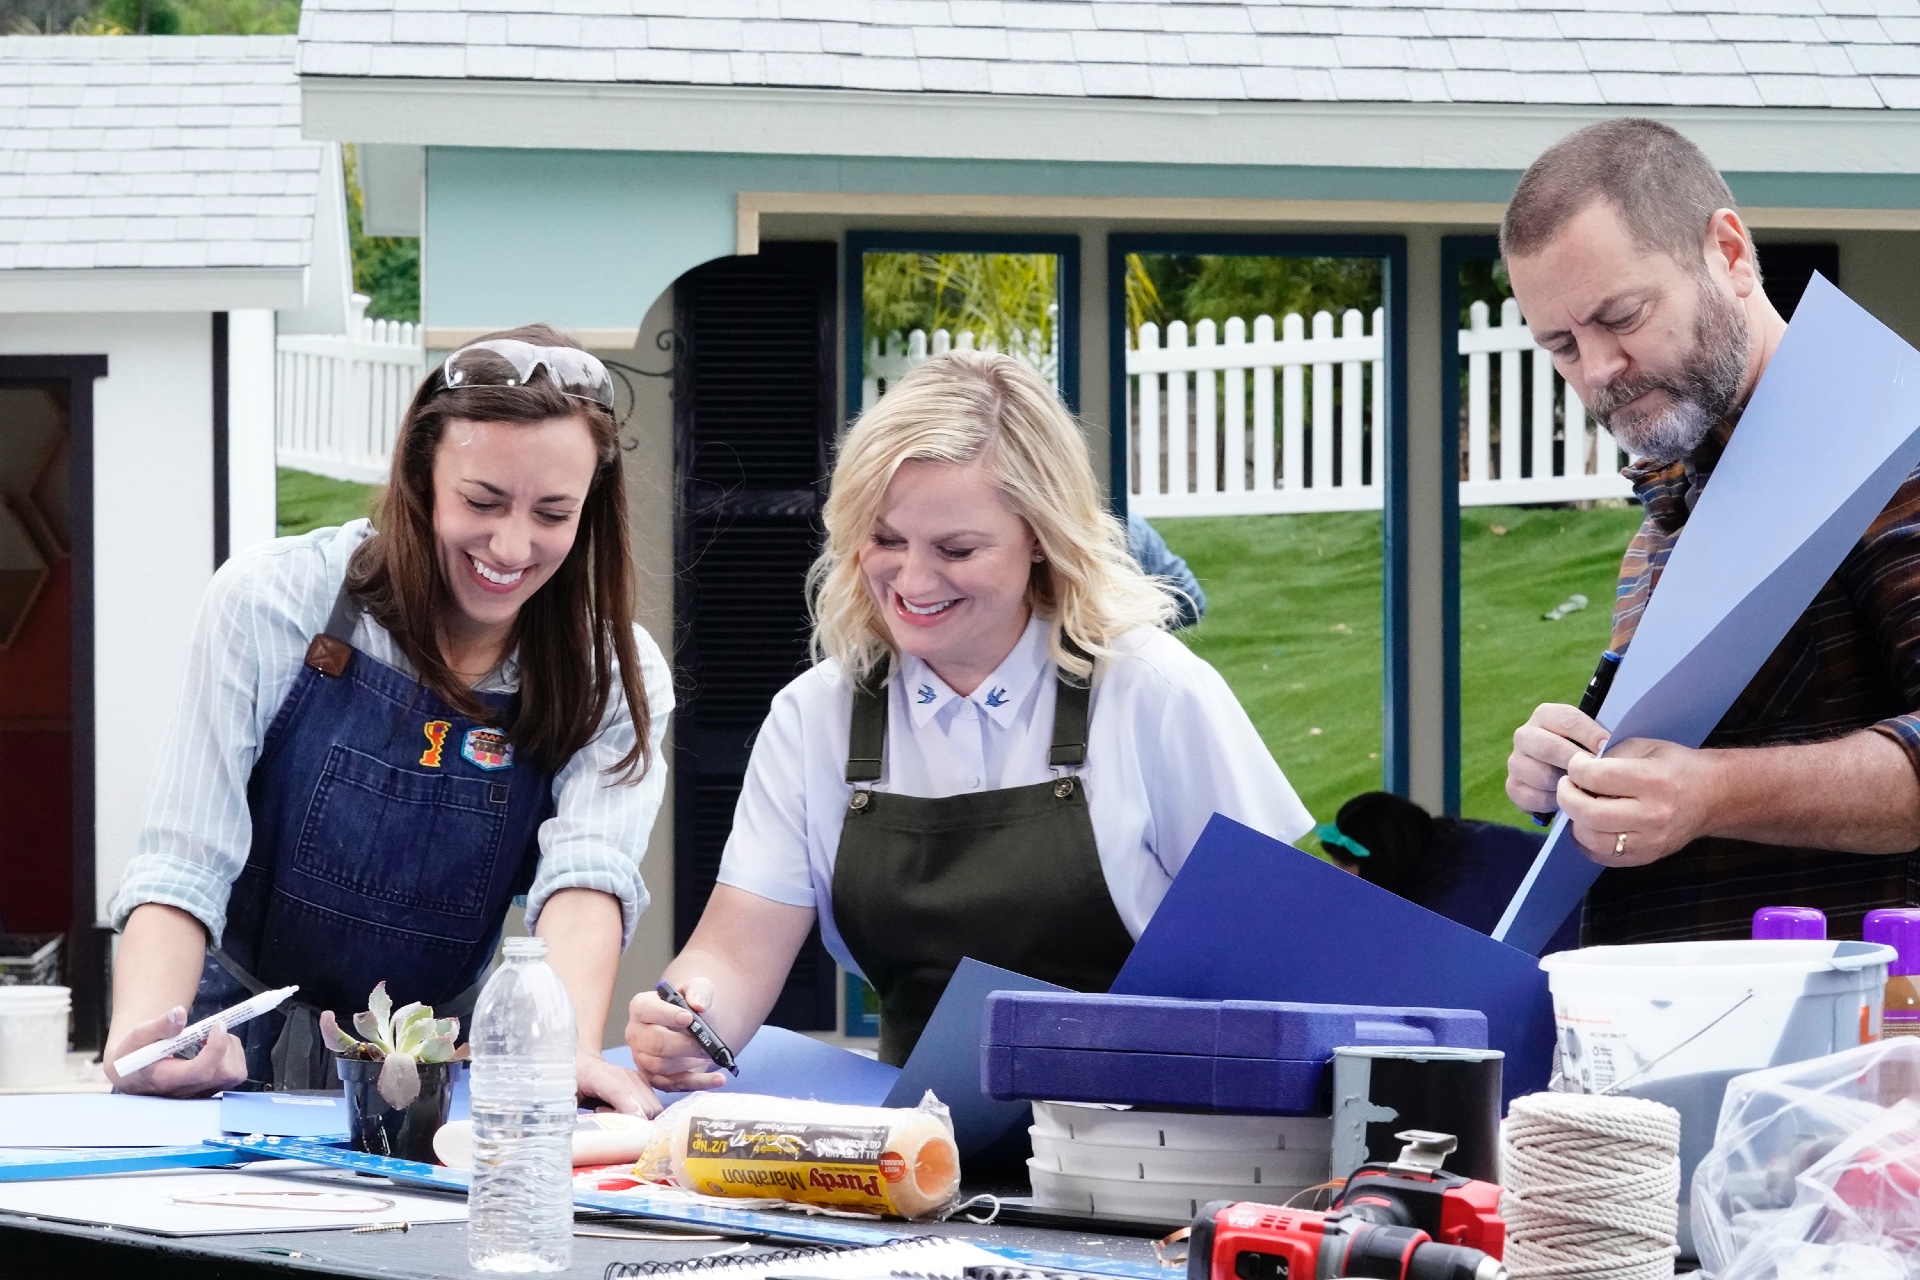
[0,984,71,1088]
[1539,940,1894,1255]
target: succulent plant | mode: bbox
[321,981,466,1109]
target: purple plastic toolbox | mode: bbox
[981,991,1487,1114]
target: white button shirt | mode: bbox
[717,615,1314,977]
[111,520,674,949]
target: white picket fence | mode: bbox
[1457,298,1632,507]
[276,298,426,484]
[863,325,1057,410]
[1127,297,1633,517]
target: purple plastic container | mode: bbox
[1753,906,1827,941]
[1864,909,1920,976]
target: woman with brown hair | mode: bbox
[103,326,670,1113]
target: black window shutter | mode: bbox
[671,243,839,1031]
[1755,243,1839,320]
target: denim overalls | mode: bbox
[191,583,553,1088]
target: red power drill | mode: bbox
[1187,1131,1508,1280]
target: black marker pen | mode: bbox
[1533,648,1622,827]
[654,981,740,1076]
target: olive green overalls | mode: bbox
[830,657,1138,1066]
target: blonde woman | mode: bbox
[626,351,1311,1080]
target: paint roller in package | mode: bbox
[635,1090,962,1219]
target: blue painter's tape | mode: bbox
[0,1144,274,1182]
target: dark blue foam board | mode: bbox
[1110,815,1554,1107]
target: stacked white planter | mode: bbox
[1027,1101,1334,1221]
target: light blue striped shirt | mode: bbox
[111,520,672,949]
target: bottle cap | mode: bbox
[1753,906,1826,941]
[1863,909,1920,976]
[502,936,549,959]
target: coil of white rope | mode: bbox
[1502,1092,1683,1280]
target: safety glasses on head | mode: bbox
[441,339,616,410]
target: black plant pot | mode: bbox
[335,1056,462,1164]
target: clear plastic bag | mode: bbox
[1693,1038,1920,1278]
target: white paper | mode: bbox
[0,1161,467,1235]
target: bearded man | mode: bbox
[1502,118,1920,945]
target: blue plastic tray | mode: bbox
[981,991,1486,1113]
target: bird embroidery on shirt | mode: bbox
[917,685,936,704]
[984,687,1009,708]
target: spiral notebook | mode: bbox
[605,1235,1011,1280]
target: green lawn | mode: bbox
[278,468,377,538]
[1154,503,1644,829]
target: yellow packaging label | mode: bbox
[682,1116,910,1215]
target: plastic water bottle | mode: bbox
[467,936,576,1272]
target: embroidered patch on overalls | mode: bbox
[462,726,513,771]
[418,720,451,768]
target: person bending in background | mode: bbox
[1319,792,1581,955]
[1126,512,1207,630]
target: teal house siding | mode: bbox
[424,145,1920,335]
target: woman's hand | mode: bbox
[626,978,730,1094]
[104,1005,248,1097]
[624,888,816,1095]
[576,1051,660,1118]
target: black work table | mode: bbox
[0,1195,1169,1280]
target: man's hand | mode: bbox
[1510,702,1721,867]
[1514,707,1920,864]
[1507,702,1610,813]
[104,1005,248,1097]
[1559,737,1723,866]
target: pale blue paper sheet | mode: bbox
[602,1022,901,1107]
[0,1095,223,1147]
[606,966,1052,1156]
[218,1090,350,1138]
[1494,277,1920,954]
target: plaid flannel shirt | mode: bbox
[1584,419,1920,945]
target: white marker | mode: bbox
[111,985,300,1079]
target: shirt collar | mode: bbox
[1624,412,1741,535]
[899,615,1053,730]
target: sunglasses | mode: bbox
[441,339,616,410]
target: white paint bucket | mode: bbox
[1539,940,1895,1254]
[0,984,70,1088]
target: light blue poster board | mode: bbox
[1496,275,1920,954]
